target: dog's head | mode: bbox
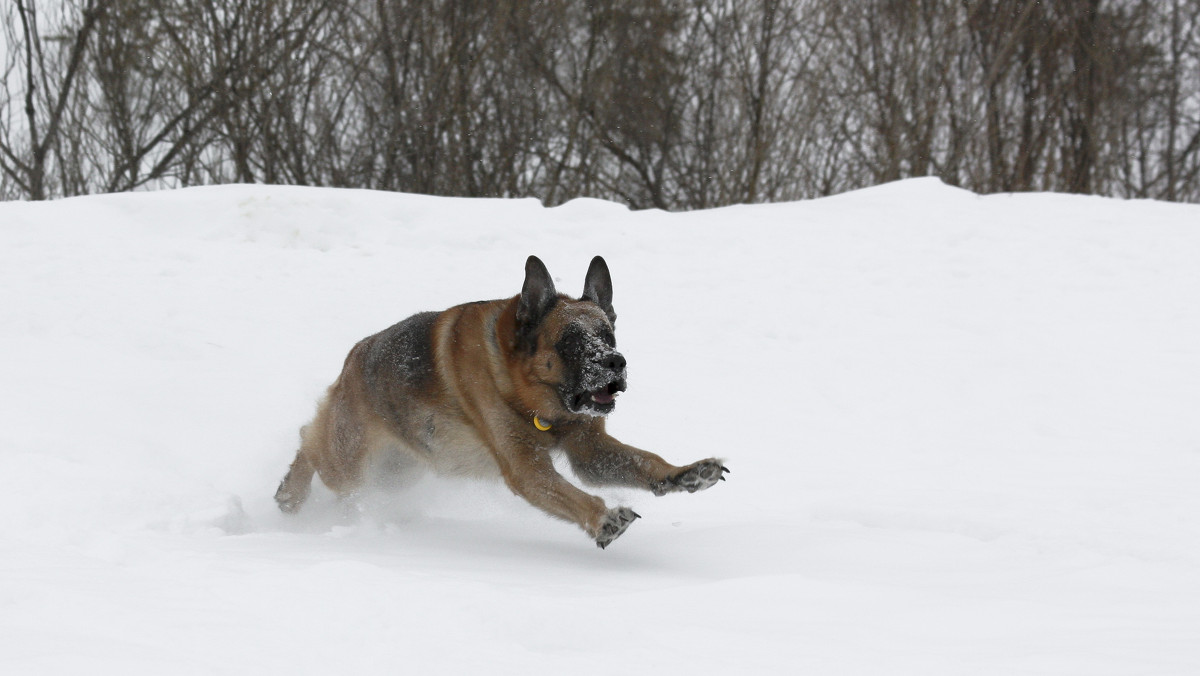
[514,255,626,417]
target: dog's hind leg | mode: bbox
[275,384,373,512]
[275,450,315,513]
[276,394,336,514]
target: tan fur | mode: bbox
[275,257,727,547]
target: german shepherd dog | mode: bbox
[275,256,728,548]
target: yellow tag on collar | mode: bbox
[533,415,552,431]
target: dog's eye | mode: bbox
[600,330,615,347]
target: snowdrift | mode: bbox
[2,179,1198,674]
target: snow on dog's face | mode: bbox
[553,311,626,416]
[514,256,625,418]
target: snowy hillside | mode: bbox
[2,179,1199,674]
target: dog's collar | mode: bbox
[533,414,552,431]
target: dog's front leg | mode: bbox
[494,444,639,549]
[562,427,729,496]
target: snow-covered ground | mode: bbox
[2,179,1199,674]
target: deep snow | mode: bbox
[1,179,1199,674]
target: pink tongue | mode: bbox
[591,389,614,404]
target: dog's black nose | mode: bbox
[604,352,626,372]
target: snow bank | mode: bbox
[2,179,1198,674]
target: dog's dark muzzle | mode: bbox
[573,350,627,411]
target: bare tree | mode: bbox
[0,0,108,200]
[1,0,1198,206]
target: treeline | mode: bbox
[2,0,1199,208]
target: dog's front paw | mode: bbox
[652,459,729,496]
[594,506,640,549]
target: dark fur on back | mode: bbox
[365,311,438,390]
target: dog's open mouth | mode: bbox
[570,380,625,413]
[590,382,621,405]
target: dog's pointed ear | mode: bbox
[516,255,558,351]
[582,255,616,324]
